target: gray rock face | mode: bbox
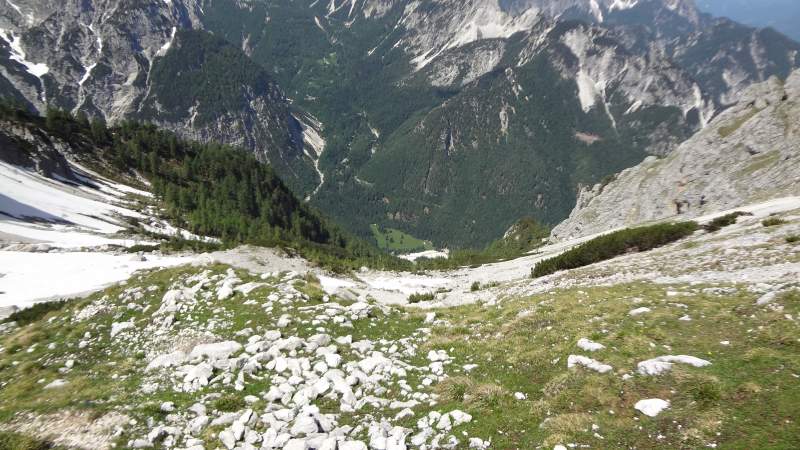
[551,70,800,240]
[0,118,78,180]
[347,0,797,114]
[0,0,317,194]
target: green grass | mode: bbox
[213,394,246,412]
[2,258,798,448]
[0,431,58,450]
[532,222,699,278]
[370,224,433,253]
[787,235,800,244]
[718,107,762,138]
[737,150,781,176]
[0,264,429,445]
[420,284,800,448]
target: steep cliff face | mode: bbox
[0,0,318,194]
[0,0,203,118]
[551,70,800,240]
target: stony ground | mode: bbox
[0,209,798,449]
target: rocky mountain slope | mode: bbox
[1,189,799,449]
[551,69,800,240]
[1,0,799,248]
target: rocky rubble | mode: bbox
[56,267,486,449]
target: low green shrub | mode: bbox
[689,379,722,408]
[762,217,786,227]
[213,394,246,412]
[786,235,799,244]
[703,211,752,232]
[408,292,435,304]
[531,221,699,278]
[124,244,161,253]
[470,282,481,292]
[2,300,67,326]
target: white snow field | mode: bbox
[0,251,194,308]
[0,161,197,308]
[0,161,148,244]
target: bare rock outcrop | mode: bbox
[552,70,800,240]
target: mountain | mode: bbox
[551,69,800,240]
[1,0,799,248]
[0,0,322,195]
[696,0,800,43]
[0,101,387,273]
[196,0,800,247]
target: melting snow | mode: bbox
[0,251,193,308]
[637,355,711,376]
[0,162,145,235]
[567,355,613,373]
[634,398,669,417]
[398,250,449,262]
[0,28,49,77]
[577,338,606,352]
[364,275,449,297]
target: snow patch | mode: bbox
[577,338,605,352]
[567,355,613,373]
[0,251,193,308]
[0,28,49,77]
[634,398,669,417]
[0,162,145,235]
[609,0,639,12]
[399,250,449,262]
[637,355,711,376]
[365,275,449,297]
[156,27,177,57]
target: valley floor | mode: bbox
[0,199,798,449]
